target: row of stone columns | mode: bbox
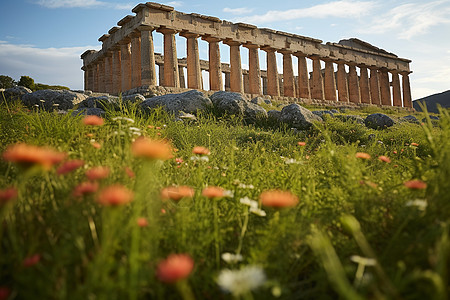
[85,28,412,107]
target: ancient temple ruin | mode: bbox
[81,2,413,108]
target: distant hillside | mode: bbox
[413,90,450,113]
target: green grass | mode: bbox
[0,99,449,300]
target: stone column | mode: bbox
[391,71,402,107]
[178,66,186,88]
[336,61,349,102]
[369,67,381,105]
[130,32,142,89]
[280,51,295,97]
[379,69,391,106]
[158,28,180,87]
[310,56,324,100]
[224,72,231,91]
[140,28,157,86]
[243,73,250,94]
[87,66,94,91]
[295,54,311,99]
[104,54,113,94]
[401,72,412,108]
[262,76,268,95]
[203,37,223,91]
[120,40,132,92]
[359,65,371,104]
[98,58,105,93]
[93,63,99,92]
[323,59,337,101]
[112,48,121,94]
[225,41,243,93]
[180,32,202,89]
[348,64,361,104]
[263,48,280,97]
[244,44,262,95]
[158,64,164,86]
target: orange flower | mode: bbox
[2,143,67,170]
[0,187,18,204]
[72,181,99,197]
[202,186,225,199]
[161,186,195,201]
[132,137,173,160]
[404,180,427,190]
[355,152,371,160]
[57,159,85,175]
[411,142,419,147]
[156,254,194,283]
[260,190,299,208]
[378,156,391,163]
[297,142,306,146]
[85,166,110,181]
[91,142,101,149]
[137,217,148,227]
[97,184,134,206]
[22,254,41,267]
[82,115,104,126]
[192,146,210,155]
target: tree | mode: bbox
[18,76,35,90]
[0,75,16,89]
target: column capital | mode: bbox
[137,25,156,32]
[118,37,131,45]
[308,54,321,61]
[98,34,110,42]
[223,39,241,46]
[400,70,413,75]
[335,59,348,65]
[157,27,179,35]
[278,49,293,55]
[129,30,141,38]
[179,31,201,38]
[260,46,277,52]
[293,51,307,57]
[321,57,337,63]
[108,27,120,34]
[202,35,222,43]
[243,42,260,49]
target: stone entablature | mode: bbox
[81,2,413,108]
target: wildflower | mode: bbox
[192,146,210,155]
[260,190,298,208]
[86,133,95,138]
[132,137,173,160]
[0,287,11,300]
[249,207,267,217]
[404,180,427,190]
[72,181,99,197]
[124,166,135,178]
[156,254,194,283]
[202,186,227,199]
[85,166,110,181]
[82,115,104,126]
[238,183,254,189]
[239,197,258,208]
[217,265,266,297]
[284,158,301,165]
[160,186,195,201]
[221,252,243,264]
[112,116,135,123]
[411,142,419,147]
[378,156,391,163]
[0,187,18,205]
[2,143,66,170]
[175,158,184,164]
[137,217,149,227]
[148,125,154,129]
[56,159,84,175]
[297,142,306,146]
[91,141,101,149]
[190,156,209,162]
[97,184,134,206]
[350,255,377,266]
[23,254,41,267]
[355,152,371,160]
[406,199,428,210]
[393,150,398,154]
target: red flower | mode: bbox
[85,166,110,181]
[156,254,194,283]
[411,142,419,147]
[0,287,11,300]
[72,181,99,197]
[378,156,391,163]
[192,146,210,155]
[0,187,18,204]
[3,143,66,170]
[97,185,134,206]
[82,115,104,126]
[260,190,299,208]
[202,186,225,199]
[57,159,84,175]
[137,217,148,227]
[23,254,41,267]
[161,186,195,201]
[404,180,427,190]
[355,152,371,160]
[132,137,173,160]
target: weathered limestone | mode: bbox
[323,59,336,101]
[336,61,349,102]
[81,3,413,108]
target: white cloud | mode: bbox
[36,0,134,10]
[0,41,100,89]
[223,7,254,15]
[164,1,183,7]
[235,0,376,24]
[360,1,450,39]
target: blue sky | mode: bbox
[1,0,449,99]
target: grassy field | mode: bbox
[0,98,449,300]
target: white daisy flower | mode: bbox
[217,265,266,296]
